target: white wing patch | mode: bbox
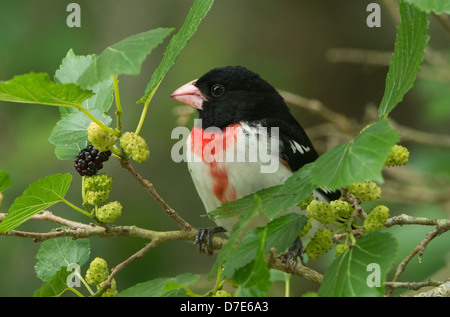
[289,140,310,154]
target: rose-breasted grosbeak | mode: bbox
[171,66,338,255]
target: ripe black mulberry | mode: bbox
[74,145,112,176]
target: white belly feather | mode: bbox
[186,123,296,233]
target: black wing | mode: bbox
[259,117,318,172]
[258,117,341,201]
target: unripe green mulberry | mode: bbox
[84,174,112,192]
[298,195,313,210]
[102,278,118,297]
[85,190,110,206]
[330,200,353,219]
[299,217,312,237]
[307,200,336,220]
[335,244,349,257]
[119,132,150,163]
[385,145,410,167]
[348,181,381,202]
[305,228,333,259]
[96,201,122,223]
[87,122,117,152]
[213,290,233,297]
[363,205,389,233]
[83,174,112,206]
[85,257,109,286]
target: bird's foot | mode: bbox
[280,236,306,266]
[194,226,226,255]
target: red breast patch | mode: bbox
[190,124,239,203]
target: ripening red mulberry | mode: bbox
[74,145,112,176]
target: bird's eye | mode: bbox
[211,84,225,97]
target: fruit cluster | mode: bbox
[84,173,112,192]
[330,200,353,219]
[85,257,109,286]
[335,243,349,257]
[363,205,390,233]
[83,174,112,206]
[85,257,118,297]
[306,199,354,223]
[385,144,410,167]
[348,180,381,202]
[119,132,150,163]
[305,228,333,260]
[74,145,111,176]
[87,122,117,152]
[96,201,123,223]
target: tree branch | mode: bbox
[268,249,323,285]
[413,279,450,297]
[384,279,446,292]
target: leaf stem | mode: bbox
[75,271,95,296]
[183,286,202,297]
[62,198,93,219]
[81,176,86,203]
[135,81,161,136]
[213,266,224,293]
[67,287,85,297]
[285,273,291,297]
[113,76,123,131]
[76,106,120,137]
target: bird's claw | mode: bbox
[195,226,226,255]
[280,236,306,266]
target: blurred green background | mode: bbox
[0,0,449,296]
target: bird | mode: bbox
[170,66,339,258]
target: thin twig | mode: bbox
[386,221,450,297]
[278,90,356,135]
[100,239,161,291]
[119,158,193,231]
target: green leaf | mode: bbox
[48,109,112,160]
[118,273,199,297]
[55,49,96,85]
[310,119,400,190]
[139,0,214,103]
[0,173,72,232]
[404,0,450,14]
[77,28,173,89]
[34,237,90,282]
[265,163,316,219]
[0,170,12,192]
[55,49,114,116]
[34,268,71,297]
[208,195,262,280]
[234,227,271,297]
[0,72,93,108]
[378,1,429,118]
[50,50,114,160]
[318,231,398,297]
[207,185,280,220]
[222,213,306,279]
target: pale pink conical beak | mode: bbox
[170,79,205,110]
